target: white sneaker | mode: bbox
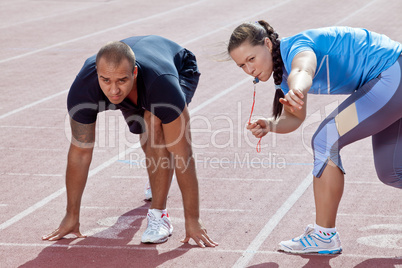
[144,182,152,201]
[141,209,173,244]
[279,224,342,254]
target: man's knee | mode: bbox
[143,111,166,147]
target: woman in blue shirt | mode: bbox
[228,20,402,254]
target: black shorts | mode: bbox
[176,48,200,105]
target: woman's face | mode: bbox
[229,38,274,82]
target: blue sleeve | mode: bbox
[147,74,186,124]
[281,35,314,75]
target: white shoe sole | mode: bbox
[141,233,172,244]
[279,243,342,254]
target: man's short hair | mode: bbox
[95,41,136,72]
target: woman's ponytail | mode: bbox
[256,20,284,119]
[273,86,284,119]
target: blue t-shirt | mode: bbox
[67,35,195,134]
[280,27,402,94]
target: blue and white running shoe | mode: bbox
[279,224,342,254]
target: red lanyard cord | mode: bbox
[248,78,262,153]
[248,89,256,124]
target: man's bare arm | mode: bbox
[70,118,96,148]
[42,118,95,241]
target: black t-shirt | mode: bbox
[67,35,192,134]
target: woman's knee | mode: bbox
[376,166,402,189]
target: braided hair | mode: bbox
[228,20,284,119]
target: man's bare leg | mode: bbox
[140,110,174,210]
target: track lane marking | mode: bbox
[233,173,313,267]
[0,0,207,65]
[1,242,401,260]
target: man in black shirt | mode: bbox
[42,36,217,248]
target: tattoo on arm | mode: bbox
[70,118,96,148]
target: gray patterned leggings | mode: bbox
[312,55,402,189]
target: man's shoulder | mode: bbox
[122,35,183,56]
[77,54,97,80]
[122,35,176,45]
[67,54,105,124]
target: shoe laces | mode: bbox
[147,213,170,232]
[295,225,315,240]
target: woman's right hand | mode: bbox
[279,89,304,113]
[246,118,271,138]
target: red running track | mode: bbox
[0,0,401,267]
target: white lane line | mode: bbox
[0,188,66,231]
[0,1,207,65]
[181,0,294,47]
[200,177,283,182]
[0,77,249,231]
[82,206,247,212]
[1,242,242,253]
[4,173,63,177]
[0,3,105,30]
[0,242,400,260]
[0,125,61,129]
[0,147,65,152]
[112,175,282,181]
[0,90,68,120]
[111,175,282,182]
[233,173,313,268]
[335,0,379,26]
[34,174,63,177]
[332,213,402,218]
[5,173,30,176]
[0,143,140,231]
[189,78,250,114]
[110,175,153,179]
[345,181,382,184]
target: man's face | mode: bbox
[97,57,137,104]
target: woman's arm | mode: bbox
[247,50,317,137]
